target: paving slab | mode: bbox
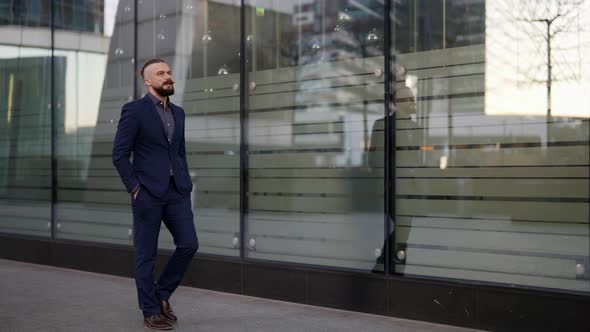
[0,259,486,332]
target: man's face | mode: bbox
[144,62,175,97]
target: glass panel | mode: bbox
[394,0,590,292]
[0,6,52,237]
[137,0,241,256]
[55,0,135,244]
[244,0,386,271]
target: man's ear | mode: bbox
[144,78,151,86]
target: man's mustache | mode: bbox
[164,80,175,85]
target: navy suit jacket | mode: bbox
[112,94,193,198]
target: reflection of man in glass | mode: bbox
[112,58,197,330]
[369,65,417,272]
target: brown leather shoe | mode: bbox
[159,299,178,323]
[144,314,173,330]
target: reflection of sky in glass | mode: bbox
[104,0,120,37]
[486,0,590,118]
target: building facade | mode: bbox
[1,0,589,330]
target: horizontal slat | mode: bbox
[403,247,578,279]
[248,236,381,262]
[396,166,589,178]
[249,151,366,169]
[195,193,239,209]
[250,168,383,178]
[0,188,50,200]
[395,146,589,167]
[0,216,50,232]
[398,45,485,70]
[395,122,589,146]
[405,62,484,80]
[397,96,485,118]
[58,189,129,205]
[248,211,379,224]
[56,220,130,242]
[397,178,589,198]
[250,55,382,84]
[184,97,239,115]
[396,265,589,292]
[397,199,588,223]
[249,251,376,271]
[248,218,381,242]
[57,206,131,225]
[398,226,588,256]
[249,85,384,111]
[249,178,382,195]
[249,195,381,214]
[397,216,589,236]
[253,73,383,96]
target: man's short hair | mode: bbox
[140,58,166,78]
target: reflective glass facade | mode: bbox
[0,0,589,293]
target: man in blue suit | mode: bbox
[112,58,198,330]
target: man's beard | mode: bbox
[153,83,175,97]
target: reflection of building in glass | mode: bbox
[0,0,104,33]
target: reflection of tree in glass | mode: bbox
[515,0,585,118]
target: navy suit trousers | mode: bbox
[131,177,198,317]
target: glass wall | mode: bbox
[0,0,588,293]
[0,1,52,237]
[55,0,135,244]
[244,0,386,270]
[393,0,589,292]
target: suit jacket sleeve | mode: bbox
[112,104,140,193]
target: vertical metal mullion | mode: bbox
[133,0,138,100]
[50,0,57,241]
[384,0,396,277]
[239,0,248,264]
